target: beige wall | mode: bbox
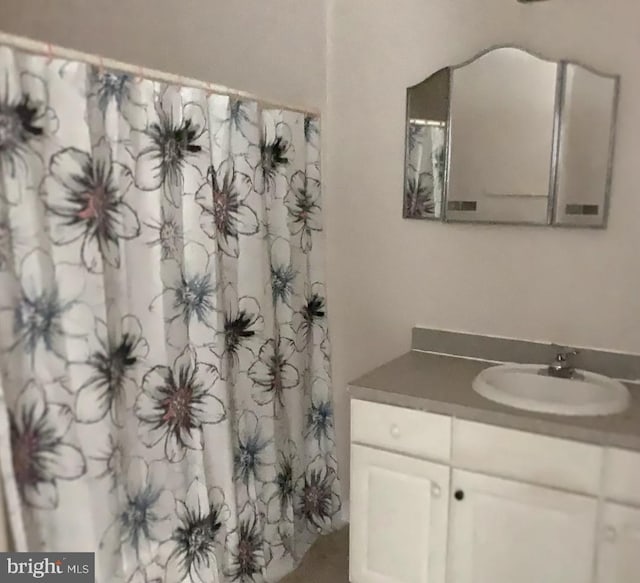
[325,0,640,496]
[0,0,326,108]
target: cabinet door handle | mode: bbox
[389,424,400,438]
[431,484,441,498]
[603,526,617,542]
[454,489,465,501]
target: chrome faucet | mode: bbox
[547,347,579,379]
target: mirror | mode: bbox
[404,47,619,227]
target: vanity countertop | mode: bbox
[348,350,640,452]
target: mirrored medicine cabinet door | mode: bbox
[404,46,620,228]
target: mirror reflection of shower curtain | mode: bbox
[405,121,446,219]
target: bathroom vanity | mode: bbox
[348,331,640,583]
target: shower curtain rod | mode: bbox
[0,31,320,116]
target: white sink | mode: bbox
[472,364,630,416]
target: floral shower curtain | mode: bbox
[0,45,342,583]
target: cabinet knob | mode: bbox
[431,484,441,498]
[454,489,465,501]
[390,424,400,438]
[603,526,617,542]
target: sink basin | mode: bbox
[472,364,630,416]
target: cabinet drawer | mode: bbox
[452,419,602,495]
[351,399,451,461]
[604,448,640,506]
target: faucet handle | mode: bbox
[547,345,580,378]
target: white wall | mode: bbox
[325,0,640,494]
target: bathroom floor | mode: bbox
[281,527,349,583]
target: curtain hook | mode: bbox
[206,83,214,98]
[136,65,144,83]
[45,43,54,65]
[98,55,105,75]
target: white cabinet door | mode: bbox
[350,444,450,583]
[447,469,597,583]
[597,502,640,583]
